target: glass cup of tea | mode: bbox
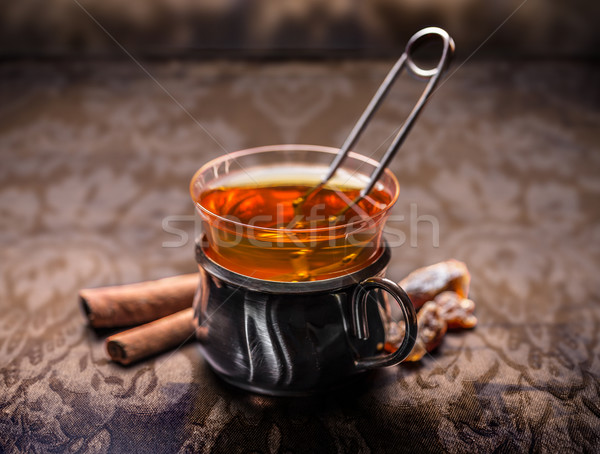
[190,145,417,395]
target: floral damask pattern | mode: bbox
[1,60,599,452]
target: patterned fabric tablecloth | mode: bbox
[0,59,599,453]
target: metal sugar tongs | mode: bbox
[292,27,455,223]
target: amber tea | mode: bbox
[191,146,399,282]
[195,176,392,281]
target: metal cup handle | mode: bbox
[351,277,418,369]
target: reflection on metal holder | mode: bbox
[193,236,417,396]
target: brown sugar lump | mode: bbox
[434,291,477,329]
[398,259,470,309]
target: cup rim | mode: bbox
[189,144,400,233]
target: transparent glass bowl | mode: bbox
[190,144,399,282]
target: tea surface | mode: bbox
[199,184,391,227]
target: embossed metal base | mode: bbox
[193,238,395,396]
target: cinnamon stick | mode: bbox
[80,273,198,328]
[106,307,195,365]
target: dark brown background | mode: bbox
[1,0,599,59]
[1,1,599,453]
